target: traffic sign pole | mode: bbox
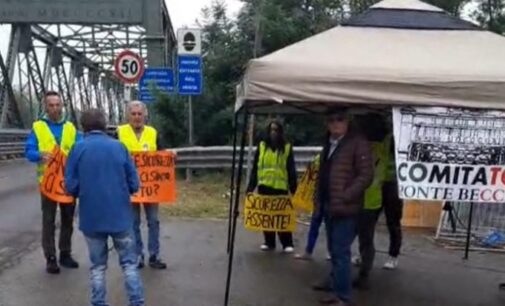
[186,95,194,182]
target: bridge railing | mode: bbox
[0,129,29,160]
[1,130,322,170]
[173,146,322,172]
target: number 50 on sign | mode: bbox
[114,50,145,83]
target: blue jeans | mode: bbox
[133,204,160,259]
[325,215,356,303]
[305,208,325,254]
[84,231,144,306]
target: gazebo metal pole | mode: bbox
[227,112,239,253]
[224,108,249,306]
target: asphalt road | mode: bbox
[0,160,41,273]
[0,160,504,306]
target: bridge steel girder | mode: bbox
[0,0,176,128]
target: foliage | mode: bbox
[154,0,505,147]
[472,0,505,34]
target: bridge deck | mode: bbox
[0,162,503,305]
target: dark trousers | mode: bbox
[41,195,76,259]
[263,231,293,249]
[355,209,380,278]
[382,181,403,257]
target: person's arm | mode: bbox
[25,130,41,163]
[287,146,298,195]
[124,147,140,194]
[246,147,260,193]
[64,146,80,197]
[342,137,374,201]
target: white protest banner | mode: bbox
[393,106,505,203]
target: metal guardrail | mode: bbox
[173,146,322,171]
[0,129,29,160]
[0,129,323,170]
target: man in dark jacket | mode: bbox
[316,107,374,306]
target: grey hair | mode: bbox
[126,100,147,115]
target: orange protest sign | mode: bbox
[131,151,176,204]
[40,147,74,204]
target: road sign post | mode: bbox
[177,55,203,96]
[114,50,145,84]
[138,68,175,103]
[177,28,203,182]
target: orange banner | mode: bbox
[131,151,176,204]
[40,147,74,204]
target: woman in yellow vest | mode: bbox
[247,121,298,253]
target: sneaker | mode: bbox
[326,253,331,261]
[351,255,362,267]
[383,256,399,270]
[283,246,294,254]
[294,252,313,260]
[260,244,274,251]
[59,253,79,269]
[149,256,167,270]
[46,256,60,274]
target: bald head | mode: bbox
[127,100,147,130]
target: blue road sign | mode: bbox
[138,68,175,102]
[178,55,202,95]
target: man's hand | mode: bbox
[41,153,53,164]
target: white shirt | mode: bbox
[327,139,339,159]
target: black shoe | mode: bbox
[138,261,145,269]
[59,253,79,269]
[149,256,167,270]
[46,256,60,274]
[500,283,505,291]
[352,276,370,291]
[312,280,332,292]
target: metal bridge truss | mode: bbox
[0,0,175,129]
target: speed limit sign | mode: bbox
[114,50,145,83]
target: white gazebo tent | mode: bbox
[235,0,505,114]
[224,1,505,304]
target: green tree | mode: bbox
[473,0,505,34]
[153,94,187,148]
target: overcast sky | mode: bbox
[167,0,243,29]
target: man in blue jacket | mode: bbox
[65,108,144,306]
[25,91,82,274]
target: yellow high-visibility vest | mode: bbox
[117,124,157,153]
[363,140,389,210]
[257,141,291,191]
[33,120,77,182]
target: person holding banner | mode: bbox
[118,101,167,270]
[65,109,145,306]
[315,107,373,306]
[351,114,389,290]
[25,91,82,274]
[294,154,331,261]
[247,121,298,253]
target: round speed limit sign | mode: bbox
[114,50,145,83]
